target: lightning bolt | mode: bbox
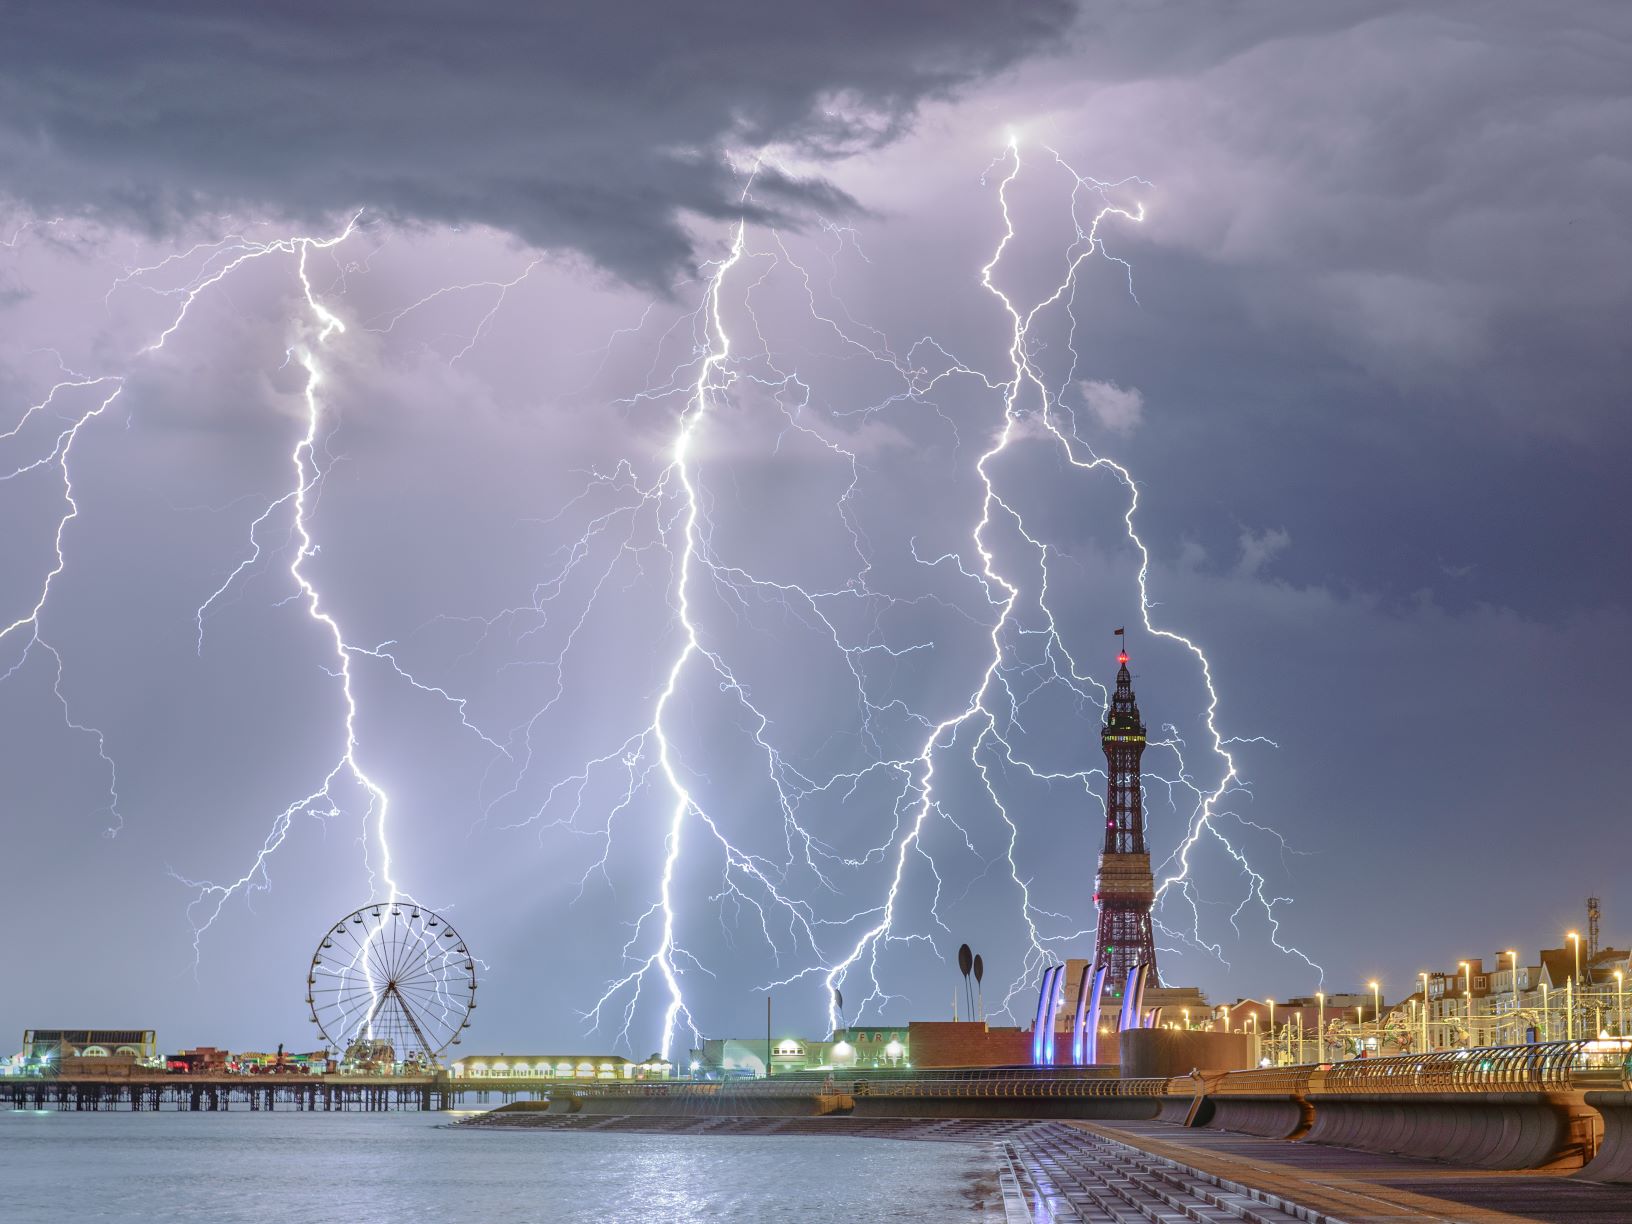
[151,217,420,964]
[1,372,127,835]
[3,133,1319,1055]
[3,214,516,989]
[978,140,1324,986]
[173,224,514,972]
[810,138,1320,1026]
[479,138,1319,1055]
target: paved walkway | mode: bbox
[1067,1120,1631,1223]
[1001,1122,1331,1222]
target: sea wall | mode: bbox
[1304,1093,1581,1170]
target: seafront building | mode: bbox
[450,1053,673,1080]
[21,1029,156,1063]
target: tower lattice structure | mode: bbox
[1093,645,1157,990]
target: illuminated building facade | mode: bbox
[22,1029,156,1062]
[450,1054,671,1080]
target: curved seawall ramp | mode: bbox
[1580,1091,1632,1182]
[1202,1093,1309,1140]
[1305,1092,1574,1170]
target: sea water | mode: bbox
[0,1110,1002,1223]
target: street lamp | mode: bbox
[1317,991,1325,1061]
[1616,971,1625,1038]
[1506,951,1521,1046]
[1459,961,1473,1048]
[1567,931,1582,1041]
[1369,981,1381,1050]
[1267,999,1276,1064]
[1418,972,1430,1051]
[1541,981,1550,1042]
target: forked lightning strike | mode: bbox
[527,139,1316,1054]
[2,138,1318,1054]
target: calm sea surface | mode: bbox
[0,1110,1002,1223]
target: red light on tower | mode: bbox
[1117,651,1128,665]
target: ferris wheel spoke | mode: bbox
[379,985,438,1055]
[392,942,436,982]
[376,915,408,980]
[394,981,461,1022]
[391,960,460,990]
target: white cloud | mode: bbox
[1077,379,1144,435]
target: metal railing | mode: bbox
[1206,1066,1316,1096]
[853,1075,1170,1099]
[1298,1040,1630,1094]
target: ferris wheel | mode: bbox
[307,902,475,1065]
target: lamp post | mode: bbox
[1567,977,1576,1042]
[1506,951,1521,1046]
[1616,970,1625,1038]
[1567,931,1582,1041]
[1369,981,1381,1051]
[1267,999,1276,1065]
[1418,973,1430,1051]
[1317,991,1325,1061]
[1541,981,1550,1042]
[1460,961,1473,1048]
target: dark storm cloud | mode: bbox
[1060,1,1632,433]
[0,0,1073,287]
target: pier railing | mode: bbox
[1308,1039,1628,1094]
[1206,1066,1316,1096]
[852,1075,1170,1099]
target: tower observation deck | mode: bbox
[1093,640,1157,988]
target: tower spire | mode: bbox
[1093,634,1157,988]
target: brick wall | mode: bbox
[907,1021,1032,1068]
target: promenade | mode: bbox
[1072,1120,1631,1223]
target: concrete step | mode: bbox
[1001,1122,1319,1224]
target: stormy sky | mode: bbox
[3,1,1629,1057]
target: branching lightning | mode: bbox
[2,135,1319,1057]
[486,138,1318,1055]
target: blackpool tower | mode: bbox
[1093,636,1157,987]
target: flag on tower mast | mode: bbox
[1113,627,1124,636]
